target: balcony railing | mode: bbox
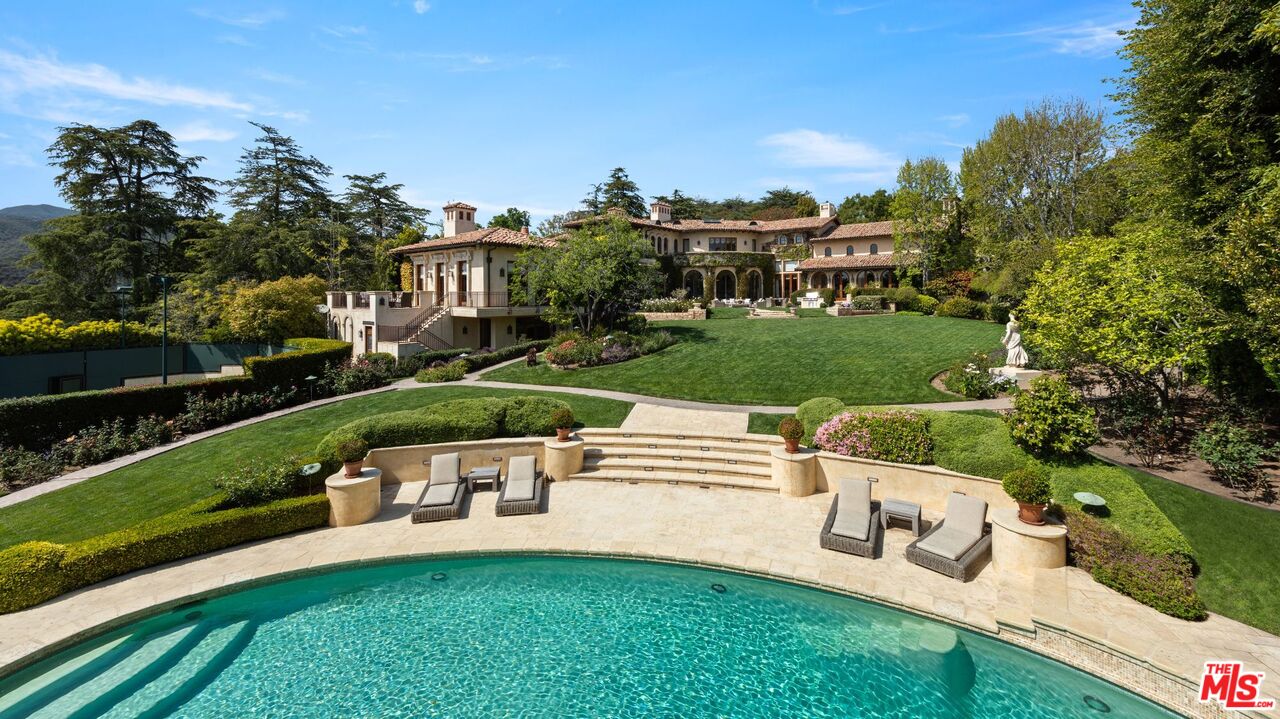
[329,293,348,309]
[452,291,510,308]
[353,293,371,308]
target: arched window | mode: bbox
[824,247,832,257]
[684,270,703,298]
[870,243,879,255]
[846,245,854,255]
[714,270,736,300]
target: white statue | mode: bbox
[1002,312,1029,368]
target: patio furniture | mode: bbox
[881,498,923,536]
[819,478,882,558]
[467,466,501,492]
[496,455,544,516]
[905,492,992,581]
[411,452,467,523]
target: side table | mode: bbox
[881,498,922,536]
[467,466,501,492]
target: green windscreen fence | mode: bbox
[0,343,284,399]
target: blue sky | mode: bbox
[0,1,1132,225]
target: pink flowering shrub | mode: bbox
[813,410,933,465]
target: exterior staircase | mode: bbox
[572,429,784,492]
[404,304,452,351]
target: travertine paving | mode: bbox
[620,402,749,434]
[0,482,1275,718]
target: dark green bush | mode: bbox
[935,297,986,320]
[316,398,507,469]
[213,454,311,508]
[504,397,568,436]
[415,360,468,383]
[1007,375,1098,457]
[986,302,1011,325]
[395,348,469,376]
[911,295,940,315]
[777,416,803,441]
[1064,508,1206,621]
[459,340,550,372]
[1002,466,1052,504]
[813,410,934,464]
[0,494,329,614]
[795,397,844,444]
[244,338,349,388]
[1191,421,1278,499]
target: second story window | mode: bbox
[846,245,854,255]
[824,247,832,257]
[870,243,879,255]
[709,237,737,251]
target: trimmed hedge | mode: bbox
[0,338,351,450]
[0,493,329,614]
[314,395,570,473]
[415,360,468,383]
[935,297,986,320]
[795,397,844,444]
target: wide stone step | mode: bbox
[568,467,778,493]
[582,446,771,468]
[577,428,782,446]
[579,435,777,457]
[582,455,772,477]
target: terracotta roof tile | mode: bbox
[442,201,477,210]
[564,213,836,235]
[814,220,896,239]
[390,227,555,254]
[798,253,900,270]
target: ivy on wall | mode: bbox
[399,261,414,292]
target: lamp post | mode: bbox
[113,284,133,349]
[150,274,175,384]
[305,374,318,403]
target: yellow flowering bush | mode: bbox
[0,314,162,355]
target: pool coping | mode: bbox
[0,543,1249,719]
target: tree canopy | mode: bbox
[487,207,532,231]
[891,157,959,284]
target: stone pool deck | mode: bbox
[0,482,1275,718]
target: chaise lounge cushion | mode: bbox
[830,478,872,542]
[419,481,460,507]
[503,456,536,502]
[942,492,988,541]
[430,452,461,486]
[915,526,978,561]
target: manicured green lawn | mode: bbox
[1126,470,1280,636]
[484,314,1003,406]
[0,387,632,550]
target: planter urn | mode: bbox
[783,438,800,454]
[343,460,364,479]
[556,427,573,442]
[1016,502,1047,526]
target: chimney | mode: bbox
[442,201,478,237]
[650,200,672,222]
[520,226,529,235]
[819,201,836,219]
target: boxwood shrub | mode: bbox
[415,360,468,383]
[934,297,986,320]
[0,494,329,614]
[502,396,565,436]
[795,397,845,444]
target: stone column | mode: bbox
[325,468,383,527]
[770,446,817,497]
[990,508,1067,578]
[543,436,584,481]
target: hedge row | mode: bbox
[394,340,549,378]
[315,395,567,473]
[0,338,350,450]
[0,493,330,614]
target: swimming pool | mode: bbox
[0,556,1178,718]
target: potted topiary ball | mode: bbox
[1002,466,1053,525]
[551,407,575,442]
[337,438,370,478]
[778,416,804,453]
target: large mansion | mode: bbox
[325,200,906,358]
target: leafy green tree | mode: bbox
[959,98,1118,300]
[650,189,702,220]
[582,167,646,217]
[342,173,428,290]
[487,207,532,231]
[1022,228,1229,414]
[227,122,333,279]
[838,190,894,223]
[891,157,958,285]
[223,275,327,343]
[12,216,118,320]
[512,216,663,334]
[535,214,568,237]
[794,195,819,217]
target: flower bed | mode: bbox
[543,331,676,369]
[942,351,1016,399]
[813,410,934,465]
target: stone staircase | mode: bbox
[572,429,784,492]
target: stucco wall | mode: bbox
[365,437,547,484]
[814,452,1014,514]
[808,237,891,257]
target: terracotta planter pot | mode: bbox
[1016,502,1047,525]
[784,438,800,453]
[342,460,364,479]
[556,427,572,442]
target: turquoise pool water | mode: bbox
[0,556,1179,718]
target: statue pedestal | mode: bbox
[990,366,1043,387]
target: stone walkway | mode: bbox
[0,481,1272,718]
[620,403,748,434]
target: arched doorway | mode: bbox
[811,272,828,289]
[880,270,895,288]
[683,270,704,298]
[714,270,736,300]
[832,271,850,299]
[746,270,763,300]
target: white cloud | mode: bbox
[0,50,254,111]
[217,34,253,47]
[170,121,236,142]
[831,3,884,15]
[190,8,285,28]
[247,68,302,85]
[413,0,431,14]
[985,18,1132,58]
[937,113,969,128]
[0,144,35,167]
[759,129,898,171]
[320,25,368,38]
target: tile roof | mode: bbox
[564,213,836,235]
[442,201,477,211]
[798,253,900,270]
[390,227,556,254]
[814,220,896,239]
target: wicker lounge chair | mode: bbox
[496,455,543,516]
[904,492,992,581]
[411,452,466,523]
[819,478,882,558]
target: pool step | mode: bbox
[104,619,255,718]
